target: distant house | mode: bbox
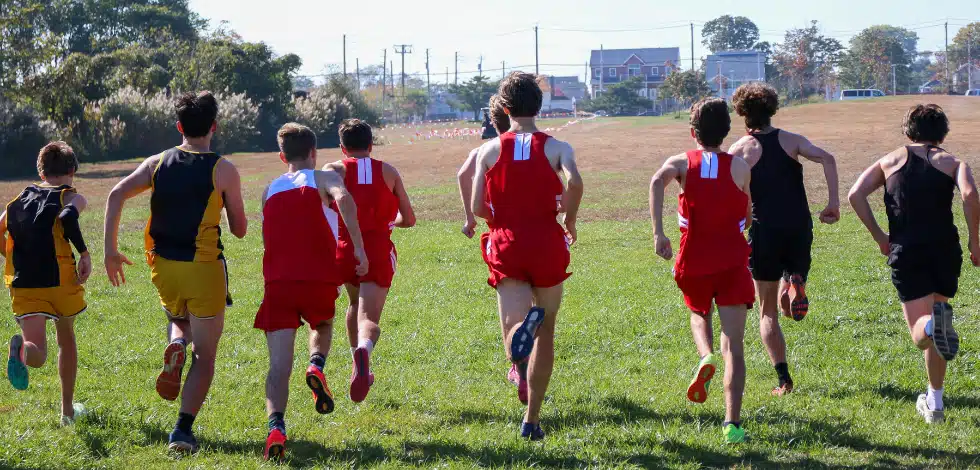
[704,50,767,100]
[539,76,578,113]
[952,63,980,93]
[549,76,587,101]
[589,47,681,101]
[426,86,467,120]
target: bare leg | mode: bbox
[357,282,389,346]
[168,318,192,345]
[756,280,786,366]
[902,295,947,391]
[179,313,224,416]
[496,279,534,362]
[344,284,359,350]
[718,305,748,424]
[690,311,714,358]
[309,320,334,360]
[19,316,47,367]
[525,284,563,425]
[54,317,78,418]
[265,329,296,416]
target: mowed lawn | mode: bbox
[1,99,980,469]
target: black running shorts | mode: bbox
[888,243,961,303]
[748,223,813,283]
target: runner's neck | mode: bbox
[179,136,211,153]
[697,145,724,154]
[508,117,539,134]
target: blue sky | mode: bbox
[189,0,976,82]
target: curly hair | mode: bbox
[732,82,779,130]
[37,141,78,177]
[488,94,511,132]
[690,98,731,148]
[497,72,542,118]
[903,104,949,143]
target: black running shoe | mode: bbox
[520,422,545,441]
[931,302,959,361]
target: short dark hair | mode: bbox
[732,82,779,130]
[690,98,731,148]
[37,141,78,177]
[277,123,317,161]
[339,119,373,152]
[903,104,949,143]
[488,94,511,132]
[175,91,219,138]
[498,72,542,118]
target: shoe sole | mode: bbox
[306,371,335,414]
[510,308,545,364]
[349,348,372,403]
[932,304,959,361]
[790,276,808,321]
[917,399,945,424]
[7,335,28,391]
[687,362,716,404]
[771,384,794,397]
[156,342,186,401]
[167,441,198,454]
[265,442,285,461]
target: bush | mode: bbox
[212,91,260,154]
[322,76,380,126]
[0,100,58,175]
[291,87,349,148]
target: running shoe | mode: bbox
[305,365,335,414]
[771,382,794,397]
[156,340,187,401]
[7,335,28,391]
[507,364,520,387]
[506,364,530,405]
[788,274,808,321]
[264,428,287,461]
[510,307,545,364]
[916,393,945,424]
[687,354,718,404]
[168,428,199,454]
[931,302,959,361]
[60,403,88,427]
[723,424,747,444]
[349,347,374,403]
[520,422,545,441]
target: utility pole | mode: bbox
[381,49,387,119]
[690,23,695,71]
[356,58,360,89]
[969,35,973,90]
[534,26,540,75]
[891,64,898,95]
[502,61,506,79]
[393,44,413,96]
[945,21,950,93]
[446,67,449,85]
[478,55,484,76]
[454,52,459,85]
[599,44,604,98]
[343,34,347,78]
[425,48,431,95]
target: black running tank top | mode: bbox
[749,130,811,228]
[884,146,957,246]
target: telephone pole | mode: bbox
[381,49,387,118]
[454,51,459,85]
[599,44,604,97]
[945,22,950,93]
[356,58,360,89]
[425,48,431,95]
[891,64,898,95]
[478,55,484,76]
[534,26,540,75]
[343,34,347,78]
[690,23,695,71]
[393,44,413,96]
[502,61,506,79]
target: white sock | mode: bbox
[927,385,944,411]
[357,339,375,354]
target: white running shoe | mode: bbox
[61,403,88,427]
[916,394,944,424]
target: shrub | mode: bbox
[212,91,260,154]
[0,100,58,175]
[291,87,349,148]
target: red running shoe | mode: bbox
[350,347,374,403]
[507,364,520,387]
[788,275,808,321]
[156,340,186,401]
[305,365,335,414]
[264,428,287,461]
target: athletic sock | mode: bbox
[927,386,944,411]
[723,421,742,428]
[774,363,792,387]
[357,339,375,354]
[268,412,286,433]
[176,412,195,434]
[172,337,188,348]
[309,353,326,371]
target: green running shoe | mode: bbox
[7,335,28,391]
[687,353,718,404]
[723,424,746,444]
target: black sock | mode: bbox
[176,412,195,434]
[723,421,742,428]
[172,337,188,347]
[268,412,286,433]
[516,360,528,380]
[310,353,326,371]
[775,362,792,386]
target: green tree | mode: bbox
[840,26,915,93]
[773,21,844,100]
[949,22,980,81]
[0,1,61,90]
[449,75,498,120]
[702,15,760,53]
[660,70,711,105]
[586,76,653,115]
[399,89,431,118]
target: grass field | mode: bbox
[1,96,979,469]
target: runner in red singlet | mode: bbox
[649,98,754,444]
[470,72,584,441]
[323,119,415,404]
[255,123,368,460]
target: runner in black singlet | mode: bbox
[849,104,980,424]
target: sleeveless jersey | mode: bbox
[485,132,563,229]
[4,184,79,288]
[885,146,958,246]
[335,157,399,244]
[145,147,225,262]
[749,130,811,228]
[676,150,750,277]
[262,170,340,283]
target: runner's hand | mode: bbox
[564,220,577,246]
[819,204,840,224]
[77,252,92,285]
[462,217,477,239]
[970,239,980,267]
[654,233,673,260]
[873,231,890,257]
[104,251,133,287]
[354,247,369,277]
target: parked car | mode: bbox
[840,89,886,100]
[966,89,980,96]
[594,110,609,117]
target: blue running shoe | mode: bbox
[510,308,545,364]
[520,422,545,441]
[168,428,199,454]
[7,335,28,391]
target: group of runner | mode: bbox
[2,75,976,456]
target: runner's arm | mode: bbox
[557,141,584,242]
[733,158,753,231]
[649,155,685,260]
[457,149,479,236]
[956,161,980,265]
[216,159,247,239]
[318,170,368,275]
[0,211,6,258]
[60,192,92,284]
[471,143,493,221]
[848,159,889,255]
[104,156,157,286]
[797,136,840,221]
[389,166,416,228]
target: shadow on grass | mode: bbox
[874,383,980,409]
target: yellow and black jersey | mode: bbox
[4,184,79,288]
[145,147,225,263]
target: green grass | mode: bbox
[1,173,980,469]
